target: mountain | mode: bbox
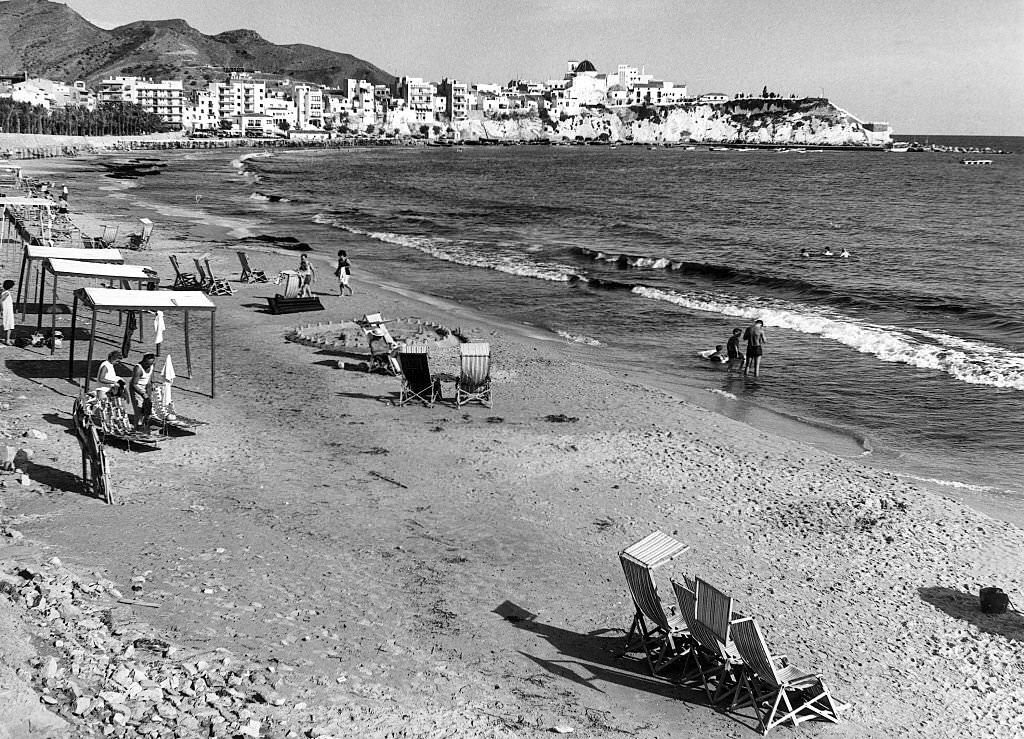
[0,0,395,89]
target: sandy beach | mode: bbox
[1,151,1024,739]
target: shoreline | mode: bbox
[17,151,1024,531]
[2,154,1024,737]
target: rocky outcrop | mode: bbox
[451,98,890,147]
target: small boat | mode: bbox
[961,159,992,166]
[888,141,911,153]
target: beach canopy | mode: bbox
[0,196,49,207]
[44,258,154,281]
[68,288,217,397]
[17,245,126,319]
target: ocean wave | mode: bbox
[897,473,997,494]
[633,286,1024,391]
[249,191,290,203]
[314,215,584,283]
[556,330,603,346]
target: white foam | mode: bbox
[556,330,603,347]
[633,286,1024,391]
[708,388,737,400]
[898,473,996,493]
[314,215,582,284]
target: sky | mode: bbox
[65,0,1024,136]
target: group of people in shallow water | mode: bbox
[706,319,767,377]
[801,247,849,258]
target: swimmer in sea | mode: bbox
[839,248,850,258]
[707,345,728,363]
[800,248,811,258]
[823,246,834,256]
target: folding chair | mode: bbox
[456,342,492,407]
[126,218,154,250]
[203,258,234,296]
[397,344,438,406]
[619,531,691,674]
[692,576,746,706]
[237,251,269,283]
[730,617,844,734]
[169,255,201,290]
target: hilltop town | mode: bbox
[1,58,893,148]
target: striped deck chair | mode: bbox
[203,258,234,296]
[237,251,269,283]
[692,576,746,706]
[671,579,727,693]
[730,617,844,734]
[619,531,690,674]
[397,344,438,406]
[169,255,200,289]
[456,342,492,407]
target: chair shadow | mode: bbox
[493,600,709,704]
[919,586,1024,641]
[41,412,75,432]
[335,391,399,403]
[24,460,97,499]
[5,358,91,381]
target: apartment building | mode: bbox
[437,78,469,121]
[293,84,325,129]
[97,76,183,124]
[395,77,436,121]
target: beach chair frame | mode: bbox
[456,342,492,408]
[618,531,690,675]
[692,576,746,706]
[397,345,438,407]
[126,218,154,250]
[203,258,234,296]
[237,251,269,283]
[169,255,201,290]
[730,617,843,734]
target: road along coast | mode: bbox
[0,157,1023,738]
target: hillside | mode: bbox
[0,0,394,89]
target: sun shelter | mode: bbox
[16,244,124,319]
[69,288,217,397]
[38,259,160,347]
[1,196,53,249]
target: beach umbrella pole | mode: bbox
[68,292,78,383]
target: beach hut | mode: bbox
[15,244,124,319]
[37,259,160,350]
[0,196,53,249]
[68,288,217,397]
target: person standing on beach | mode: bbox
[1,280,15,345]
[726,327,745,370]
[297,254,316,298]
[335,250,353,296]
[743,320,766,377]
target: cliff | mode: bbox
[448,98,891,147]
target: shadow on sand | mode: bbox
[919,586,1024,641]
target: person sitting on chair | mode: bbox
[96,350,125,396]
[130,353,156,429]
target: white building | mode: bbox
[97,76,184,124]
[396,77,437,121]
[293,84,325,129]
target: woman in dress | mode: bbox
[1,279,15,345]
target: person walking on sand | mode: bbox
[1,280,15,345]
[743,319,766,377]
[297,254,316,298]
[335,249,353,296]
[726,327,745,370]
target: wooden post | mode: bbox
[16,247,27,319]
[49,269,57,354]
[36,263,46,330]
[210,311,216,398]
[68,292,78,382]
[184,310,192,379]
[84,308,97,393]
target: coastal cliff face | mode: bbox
[447,98,891,146]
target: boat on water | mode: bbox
[961,159,993,166]
[888,141,911,153]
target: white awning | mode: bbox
[78,288,216,312]
[25,245,124,262]
[45,258,159,281]
[0,197,51,207]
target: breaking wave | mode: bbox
[633,286,1024,391]
[556,331,603,346]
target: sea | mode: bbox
[53,135,1024,519]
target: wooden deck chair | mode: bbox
[730,617,843,735]
[456,342,492,408]
[193,258,211,290]
[397,344,438,406]
[169,255,201,289]
[619,531,690,674]
[368,333,400,375]
[203,258,234,296]
[127,218,154,250]
[692,576,746,706]
[237,251,269,283]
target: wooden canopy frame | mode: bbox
[16,244,124,320]
[38,259,160,351]
[68,288,217,397]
